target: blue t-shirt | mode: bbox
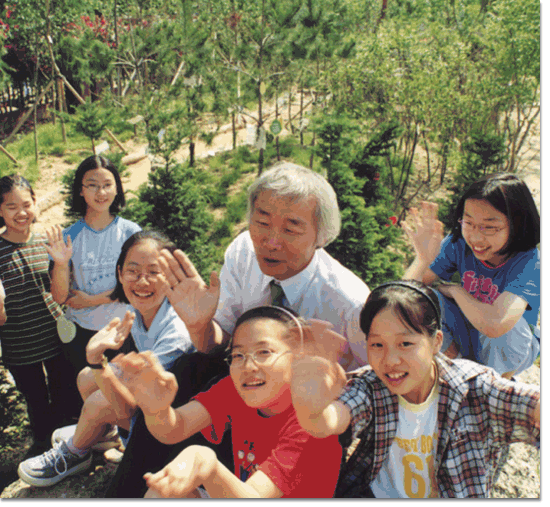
[63,216,141,330]
[430,235,540,328]
[130,298,195,371]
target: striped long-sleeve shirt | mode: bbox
[0,233,63,366]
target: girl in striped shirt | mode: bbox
[0,174,79,454]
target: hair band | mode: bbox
[372,281,442,329]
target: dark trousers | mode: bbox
[105,347,232,498]
[61,322,97,381]
[8,353,81,443]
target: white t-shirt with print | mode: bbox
[371,376,440,498]
[63,216,141,330]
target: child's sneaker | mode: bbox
[17,440,92,487]
[51,424,121,451]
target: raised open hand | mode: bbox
[45,225,73,265]
[159,249,220,331]
[86,311,135,365]
[401,201,444,266]
[115,351,178,416]
[290,319,347,415]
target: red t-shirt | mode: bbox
[194,376,342,498]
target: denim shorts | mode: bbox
[434,290,539,376]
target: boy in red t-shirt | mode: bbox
[116,305,345,498]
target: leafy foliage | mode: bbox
[67,99,113,151]
[314,113,405,287]
[437,130,507,230]
[120,163,222,279]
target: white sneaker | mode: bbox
[51,424,121,452]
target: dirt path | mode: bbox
[32,97,304,233]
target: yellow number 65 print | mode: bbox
[402,454,435,498]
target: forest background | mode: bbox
[0,0,542,498]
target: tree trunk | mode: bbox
[58,78,67,143]
[300,84,304,146]
[189,141,195,166]
[232,111,237,150]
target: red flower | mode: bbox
[385,216,398,227]
[374,172,380,181]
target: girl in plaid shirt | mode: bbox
[291,280,540,498]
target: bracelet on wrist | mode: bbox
[88,355,109,370]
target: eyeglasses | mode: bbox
[82,183,115,193]
[458,219,506,237]
[121,270,161,283]
[224,349,291,368]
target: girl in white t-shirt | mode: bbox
[47,155,140,404]
[291,280,540,498]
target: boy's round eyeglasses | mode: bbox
[458,219,506,237]
[225,349,291,368]
[122,271,160,283]
[82,183,115,193]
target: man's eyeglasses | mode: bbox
[458,219,506,237]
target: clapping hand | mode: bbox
[86,311,135,365]
[45,225,73,265]
[159,249,220,331]
[401,201,444,266]
[115,351,179,416]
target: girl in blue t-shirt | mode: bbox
[402,173,540,378]
[47,155,141,400]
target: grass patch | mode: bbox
[0,122,104,181]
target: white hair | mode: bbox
[247,162,341,248]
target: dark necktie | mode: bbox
[269,280,286,307]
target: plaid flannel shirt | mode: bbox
[335,354,540,498]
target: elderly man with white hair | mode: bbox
[106,162,370,498]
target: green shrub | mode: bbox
[120,163,222,280]
[48,145,66,157]
[210,219,233,245]
[315,115,406,287]
[225,189,249,224]
[437,131,507,230]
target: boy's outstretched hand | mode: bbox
[144,445,217,498]
[115,351,179,416]
[86,311,135,365]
